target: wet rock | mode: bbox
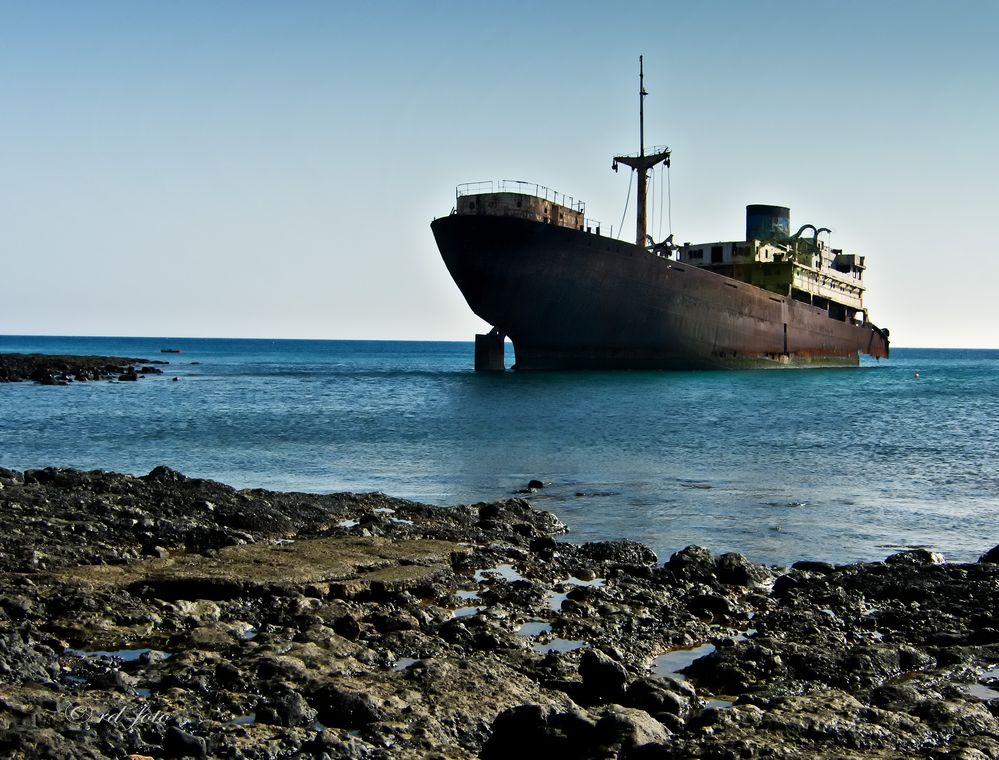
[887,549,945,565]
[686,592,732,618]
[979,545,999,564]
[530,536,558,554]
[183,526,250,552]
[332,613,362,640]
[715,552,768,586]
[299,729,359,755]
[256,688,317,727]
[481,704,555,757]
[367,609,419,633]
[214,661,243,687]
[579,540,657,566]
[791,559,837,574]
[771,570,807,597]
[665,545,716,583]
[143,465,189,483]
[310,683,384,728]
[594,704,670,751]
[216,506,292,534]
[869,682,923,711]
[481,704,598,758]
[0,467,22,483]
[624,677,689,717]
[580,648,629,703]
[912,697,999,737]
[162,726,207,758]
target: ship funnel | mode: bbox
[746,204,790,241]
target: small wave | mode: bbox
[679,480,714,490]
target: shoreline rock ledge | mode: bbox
[0,354,165,384]
[0,466,997,758]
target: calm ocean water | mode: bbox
[1,335,997,566]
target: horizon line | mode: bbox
[1,334,997,352]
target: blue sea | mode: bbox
[1,335,997,567]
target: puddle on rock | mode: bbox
[374,507,395,514]
[965,665,999,701]
[227,713,256,725]
[651,642,742,710]
[651,643,716,681]
[705,698,735,709]
[336,519,358,528]
[546,575,606,611]
[393,657,420,671]
[965,683,999,701]
[548,591,570,611]
[451,606,485,619]
[560,576,606,588]
[66,648,173,663]
[455,590,480,601]
[474,564,526,583]
[517,621,553,637]
[533,638,587,654]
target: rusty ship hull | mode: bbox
[432,213,889,370]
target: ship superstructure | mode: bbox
[678,204,872,327]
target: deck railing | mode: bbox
[456,180,586,214]
[614,144,670,160]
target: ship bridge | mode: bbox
[677,205,871,325]
[455,180,602,234]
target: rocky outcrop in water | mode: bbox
[0,354,164,384]
[0,466,996,758]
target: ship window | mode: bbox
[711,245,723,263]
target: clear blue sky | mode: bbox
[2,1,996,347]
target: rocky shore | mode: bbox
[0,467,996,758]
[0,354,165,384]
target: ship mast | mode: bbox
[613,55,671,247]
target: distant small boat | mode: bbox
[160,349,182,353]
